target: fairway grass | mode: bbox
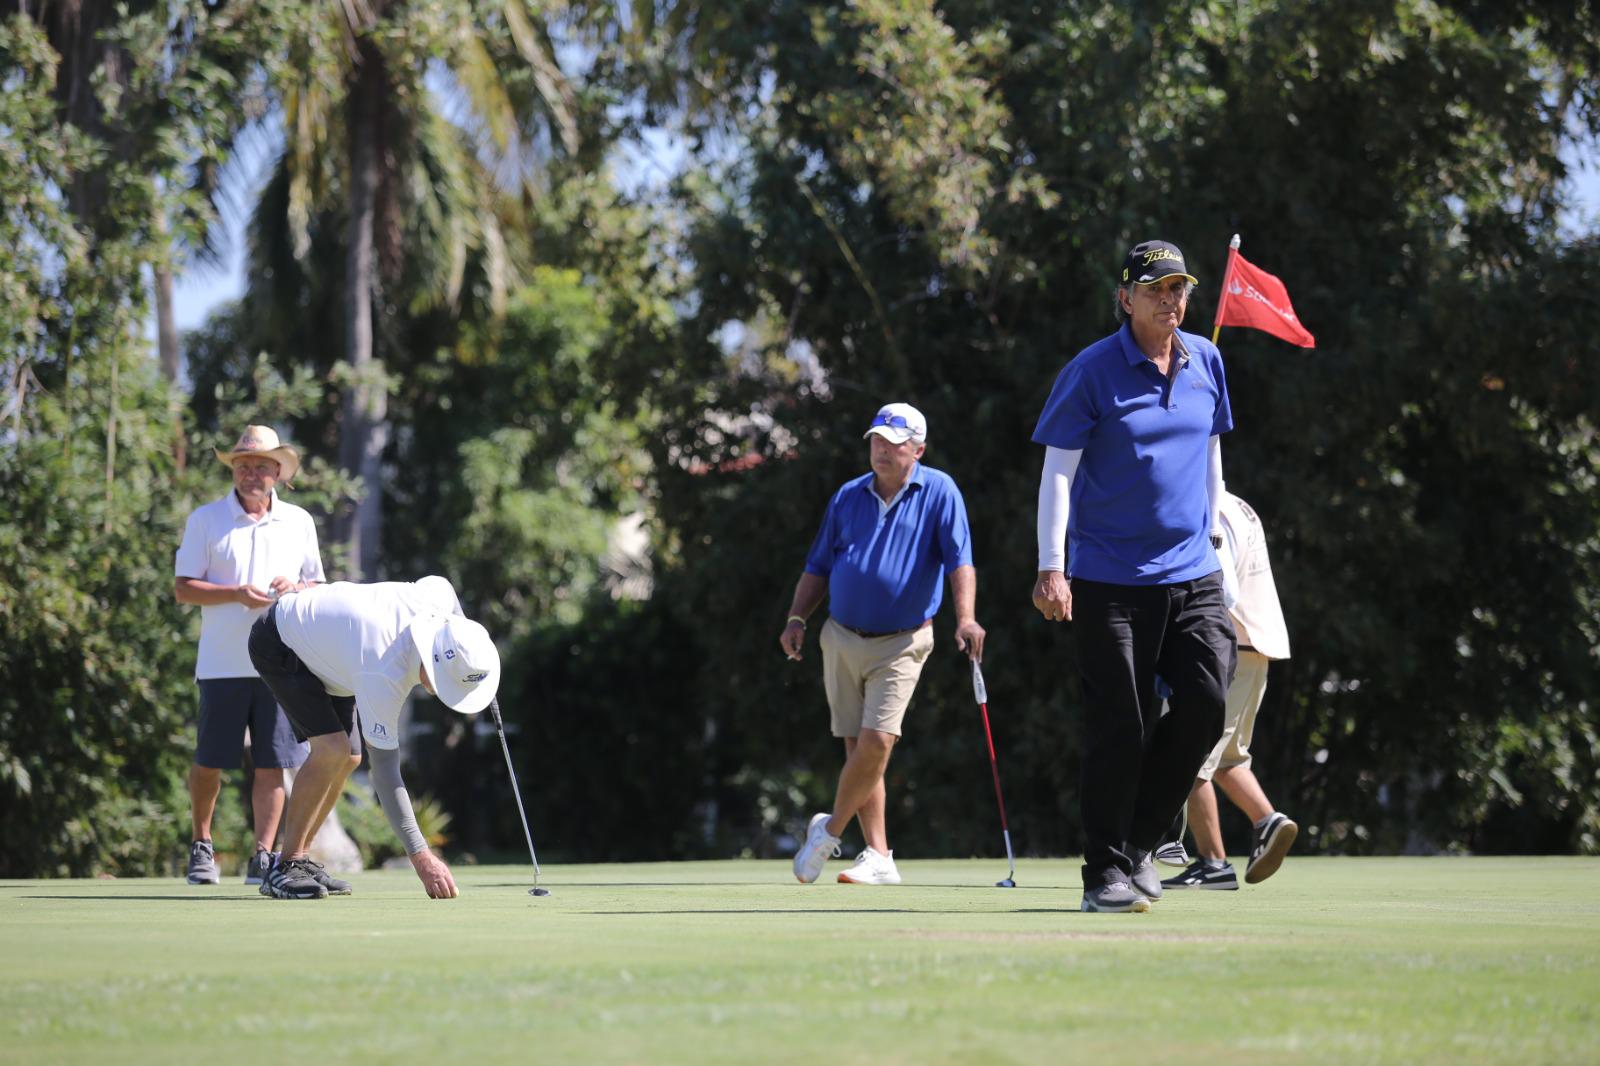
[3,857,1597,1064]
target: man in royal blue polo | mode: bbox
[782,403,986,886]
[1031,239,1238,914]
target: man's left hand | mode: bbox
[954,619,986,663]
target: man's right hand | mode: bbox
[1032,570,1072,622]
[236,583,274,609]
[779,620,805,661]
[411,849,459,898]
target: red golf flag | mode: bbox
[1213,245,1316,348]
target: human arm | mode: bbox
[1032,446,1081,622]
[947,564,985,662]
[367,744,458,899]
[779,572,828,661]
[1207,435,1224,543]
[174,576,276,609]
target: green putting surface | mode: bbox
[3,857,1597,1064]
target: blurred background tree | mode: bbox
[2,0,1596,876]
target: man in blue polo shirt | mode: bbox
[781,403,986,886]
[1031,239,1238,914]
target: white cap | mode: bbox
[409,614,501,715]
[862,402,927,445]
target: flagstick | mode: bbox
[1211,233,1242,345]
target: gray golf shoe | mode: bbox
[1130,851,1163,901]
[303,858,352,896]
[1080,881,1151,913]
[186,840,220,885]
[244,847,277,886]
[264,857,328,900]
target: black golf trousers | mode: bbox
[1071,571,1237,889]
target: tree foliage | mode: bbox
[3,1,1597,876]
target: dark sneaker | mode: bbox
[303,858,352,896]
[186,840,219,885]
[1161,859,1239,890]
[264,857,328,900]
[1130,851,1162,901]
[244,848,277,886]
[1080,882,1151,913]
[1245,812,1298,884]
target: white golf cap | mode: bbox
[862,402,927,445]
[409,614,501,715]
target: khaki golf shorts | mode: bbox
[1198,648,1270,781]
[818,618,934,738]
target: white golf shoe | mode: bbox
[837,846,901,885]
[792,812,842,883]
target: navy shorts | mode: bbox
[195,678,308,770]
[247,605,363,757]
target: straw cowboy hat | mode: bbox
[214,425,301,482]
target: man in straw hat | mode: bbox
[247,575,500,899]
[174,425,327,887]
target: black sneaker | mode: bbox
[1245,812,1298,884]
[186,839,219,885]
[244,847,277,886]
[1080,882,1151,913]
[1130,850,1163,901]
[303,858,352,896]
[1161,859,1239,890]
[264,857,328,900]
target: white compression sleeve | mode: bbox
[1207,435,1224,538]
[367,745,428,856]
[1037,446,1082,571]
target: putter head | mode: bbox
[529,887,550,897]
[996,878,1016,888]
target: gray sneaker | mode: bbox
[303,858,352,896]
[1081,881,1151,913]
[244,848,277,886]
[1130,851,1163,901]
[186,840,220,885]
[264,856,328,900]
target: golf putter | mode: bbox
[488,698,550,897]
[971,659,1017,888]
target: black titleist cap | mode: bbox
[1121,240,1198,285]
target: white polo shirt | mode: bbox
[175,490,326,679]
[272,578,461,751]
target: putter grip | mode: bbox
[971,660,988,704]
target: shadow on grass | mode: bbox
[19,895,265,903]
[583,908,934,915]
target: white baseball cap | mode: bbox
[409,614,501,714]
[862,402,927,445]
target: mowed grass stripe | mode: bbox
[3,857,1597,1065]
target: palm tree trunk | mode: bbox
[152,203,187,470]
[339,41,388,580]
